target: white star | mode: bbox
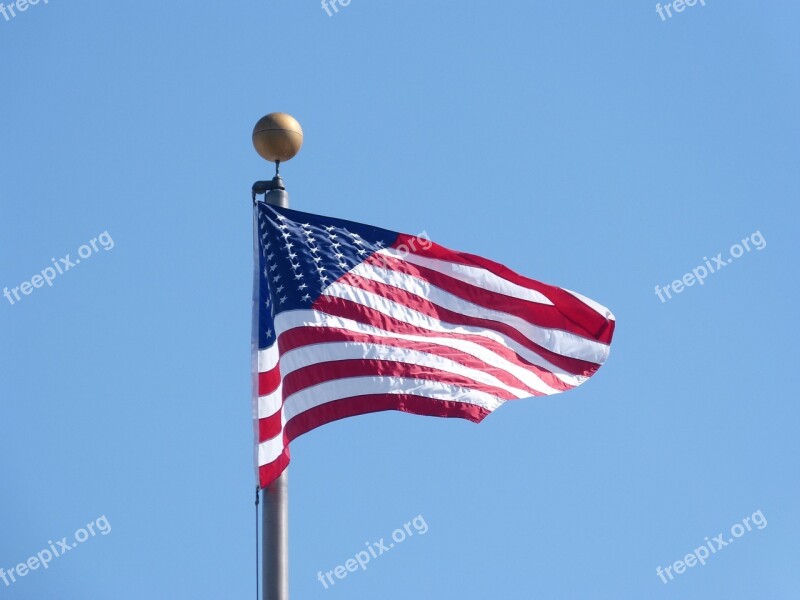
[265,241,272,250]
[325,226,335,232]
[290,263,300,270]
[267,252,275,261]
[320,275,329,283]
[375,240,385,248]
[276,214,286,221]
[357,248,368,255]
[351,232,361,239]
[279,295,288,304]
[298,283,308,290]
[264,298,271,308]
[334,252,345,260]
[328,233,338,240]
[294,272,304,280]
[288,252,297,260]
[265,328,273,337]
[269,264,278,272]
[312,256,322,263]
[316,267,326,274]
[352,238,363,245]
[301,223,311,229]
[281,231,291,240]
[309,246,319,254]
[338,262,348,269]
[331,242,341,250]
[301,293,311,301]
[263,267,268,277]
[278,224,289,231]
[284,242,294,250]
[276,284,285,293]
[272,274,281,283]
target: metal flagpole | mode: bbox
[261,175,289,600]
[262,471,289,600]
[251,113,303,600]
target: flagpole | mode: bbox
[260,168,289,600]
[252,112,303,600]
[262,471,289,600]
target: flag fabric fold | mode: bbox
[253,203,615,488]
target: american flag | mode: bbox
[254,203,615,488]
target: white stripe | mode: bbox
[278,340,530,399]
[564,288,615,321]
[282,375,505,423]
[257,341,283,419]
[258,343,279,372]
[375,248,554,306]
[258,384,283,419]
[258,432,285,466]
[257,374,503,467]
[273,310,578,391]
[332,265,611,365]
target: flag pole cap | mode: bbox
[252,113,304,163]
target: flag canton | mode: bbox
[257,203,399,349]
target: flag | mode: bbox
[253,203,615,488]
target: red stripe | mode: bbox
[393,234,615,344]
[325,274,600,377]
[260,393,491,487]
[258,357,515,443]
[307,299,578,388]
[258,365,281,396]
[283,393,490,442]
[366,252,609,343]
[283,358,515,401]
[259,448,290,489]
[277,324,559,395]
[259,412,282,442]
[258,357,516,442]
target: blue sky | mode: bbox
[1,1,798,598]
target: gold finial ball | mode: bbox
[252,113,304,163]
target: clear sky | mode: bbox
[1,1,798,598]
